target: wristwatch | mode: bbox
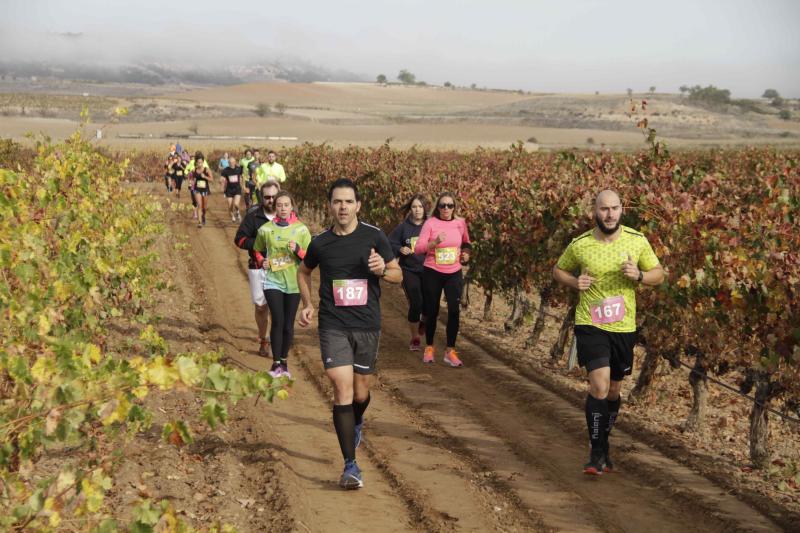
[637,270,644,283]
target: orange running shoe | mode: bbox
[422,346,435,364]
[443,349,463,367]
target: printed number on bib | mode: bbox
[269,253,293,272]
[590,295,626,325]
[228,175,239,183]
[196,181,207,189]
[176,171,183,176]
[435,247,458,265]
[333,279,368,307]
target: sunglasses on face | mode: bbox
[438,203,455,209]
[263,195,276,200]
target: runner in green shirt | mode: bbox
[253,191,311,378]
[553,189,665,475]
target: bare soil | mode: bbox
[2,82,798,150]
[106,183,791,531]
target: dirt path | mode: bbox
[146,186,784,532]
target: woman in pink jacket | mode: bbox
[414,192,471,367]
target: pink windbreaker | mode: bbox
[413,217,471,274]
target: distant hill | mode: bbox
[0,60,365,86]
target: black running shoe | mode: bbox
[583,449,605,476]
[602,445,614,473]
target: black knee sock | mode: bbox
[585,394,609,451]
[605,397,621,448]
[353,394,371,426]
[333,404,356,462]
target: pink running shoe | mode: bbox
[422,346,435,364]
[410,338,422,351]
[443,349,464,368]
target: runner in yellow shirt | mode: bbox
[256,150,287,185]
[553,189,665,475]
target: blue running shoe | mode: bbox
[354,421,364,449]
[339,460,363,490]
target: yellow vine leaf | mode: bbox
[145,356,180,389]
[38,314,52,336]
[82,343,102,366]
[31,357,53,383]
[53,279,71,301]
[56,470,76,492]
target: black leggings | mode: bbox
[402,269,424,323]
[422,267,463,347]
[265,290,301,360]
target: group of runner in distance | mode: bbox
[163,145,665,489]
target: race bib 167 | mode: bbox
[590,295,626,325]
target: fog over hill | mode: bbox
[0,59,365,86]
[0,28,365,86]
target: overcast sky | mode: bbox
[1,0,798,97]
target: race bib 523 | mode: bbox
[435,247,458,265]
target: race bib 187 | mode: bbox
[333,279,368,306]
[435,247,458,265]
[590,295,626,325]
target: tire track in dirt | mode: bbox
[173,190,544,532]
[160,186,783,532]
[380,287,783,532]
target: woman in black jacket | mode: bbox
[388,194,429,352]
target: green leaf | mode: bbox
[201,399,228,429]
[8,355,32,384]
[132,499,161,527]
[206,363,227,391]
[92,519,120,533]
[175,356,201,386]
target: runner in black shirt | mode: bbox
[170,156,186,198]
[163,155,174,193]
[220,156,244,223]
[388,194,428,352]
[191,154,213,228]
[298,178,402,490]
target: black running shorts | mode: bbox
[319,329,380,375]
[574,325,637,381]
[224,184,242,198]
